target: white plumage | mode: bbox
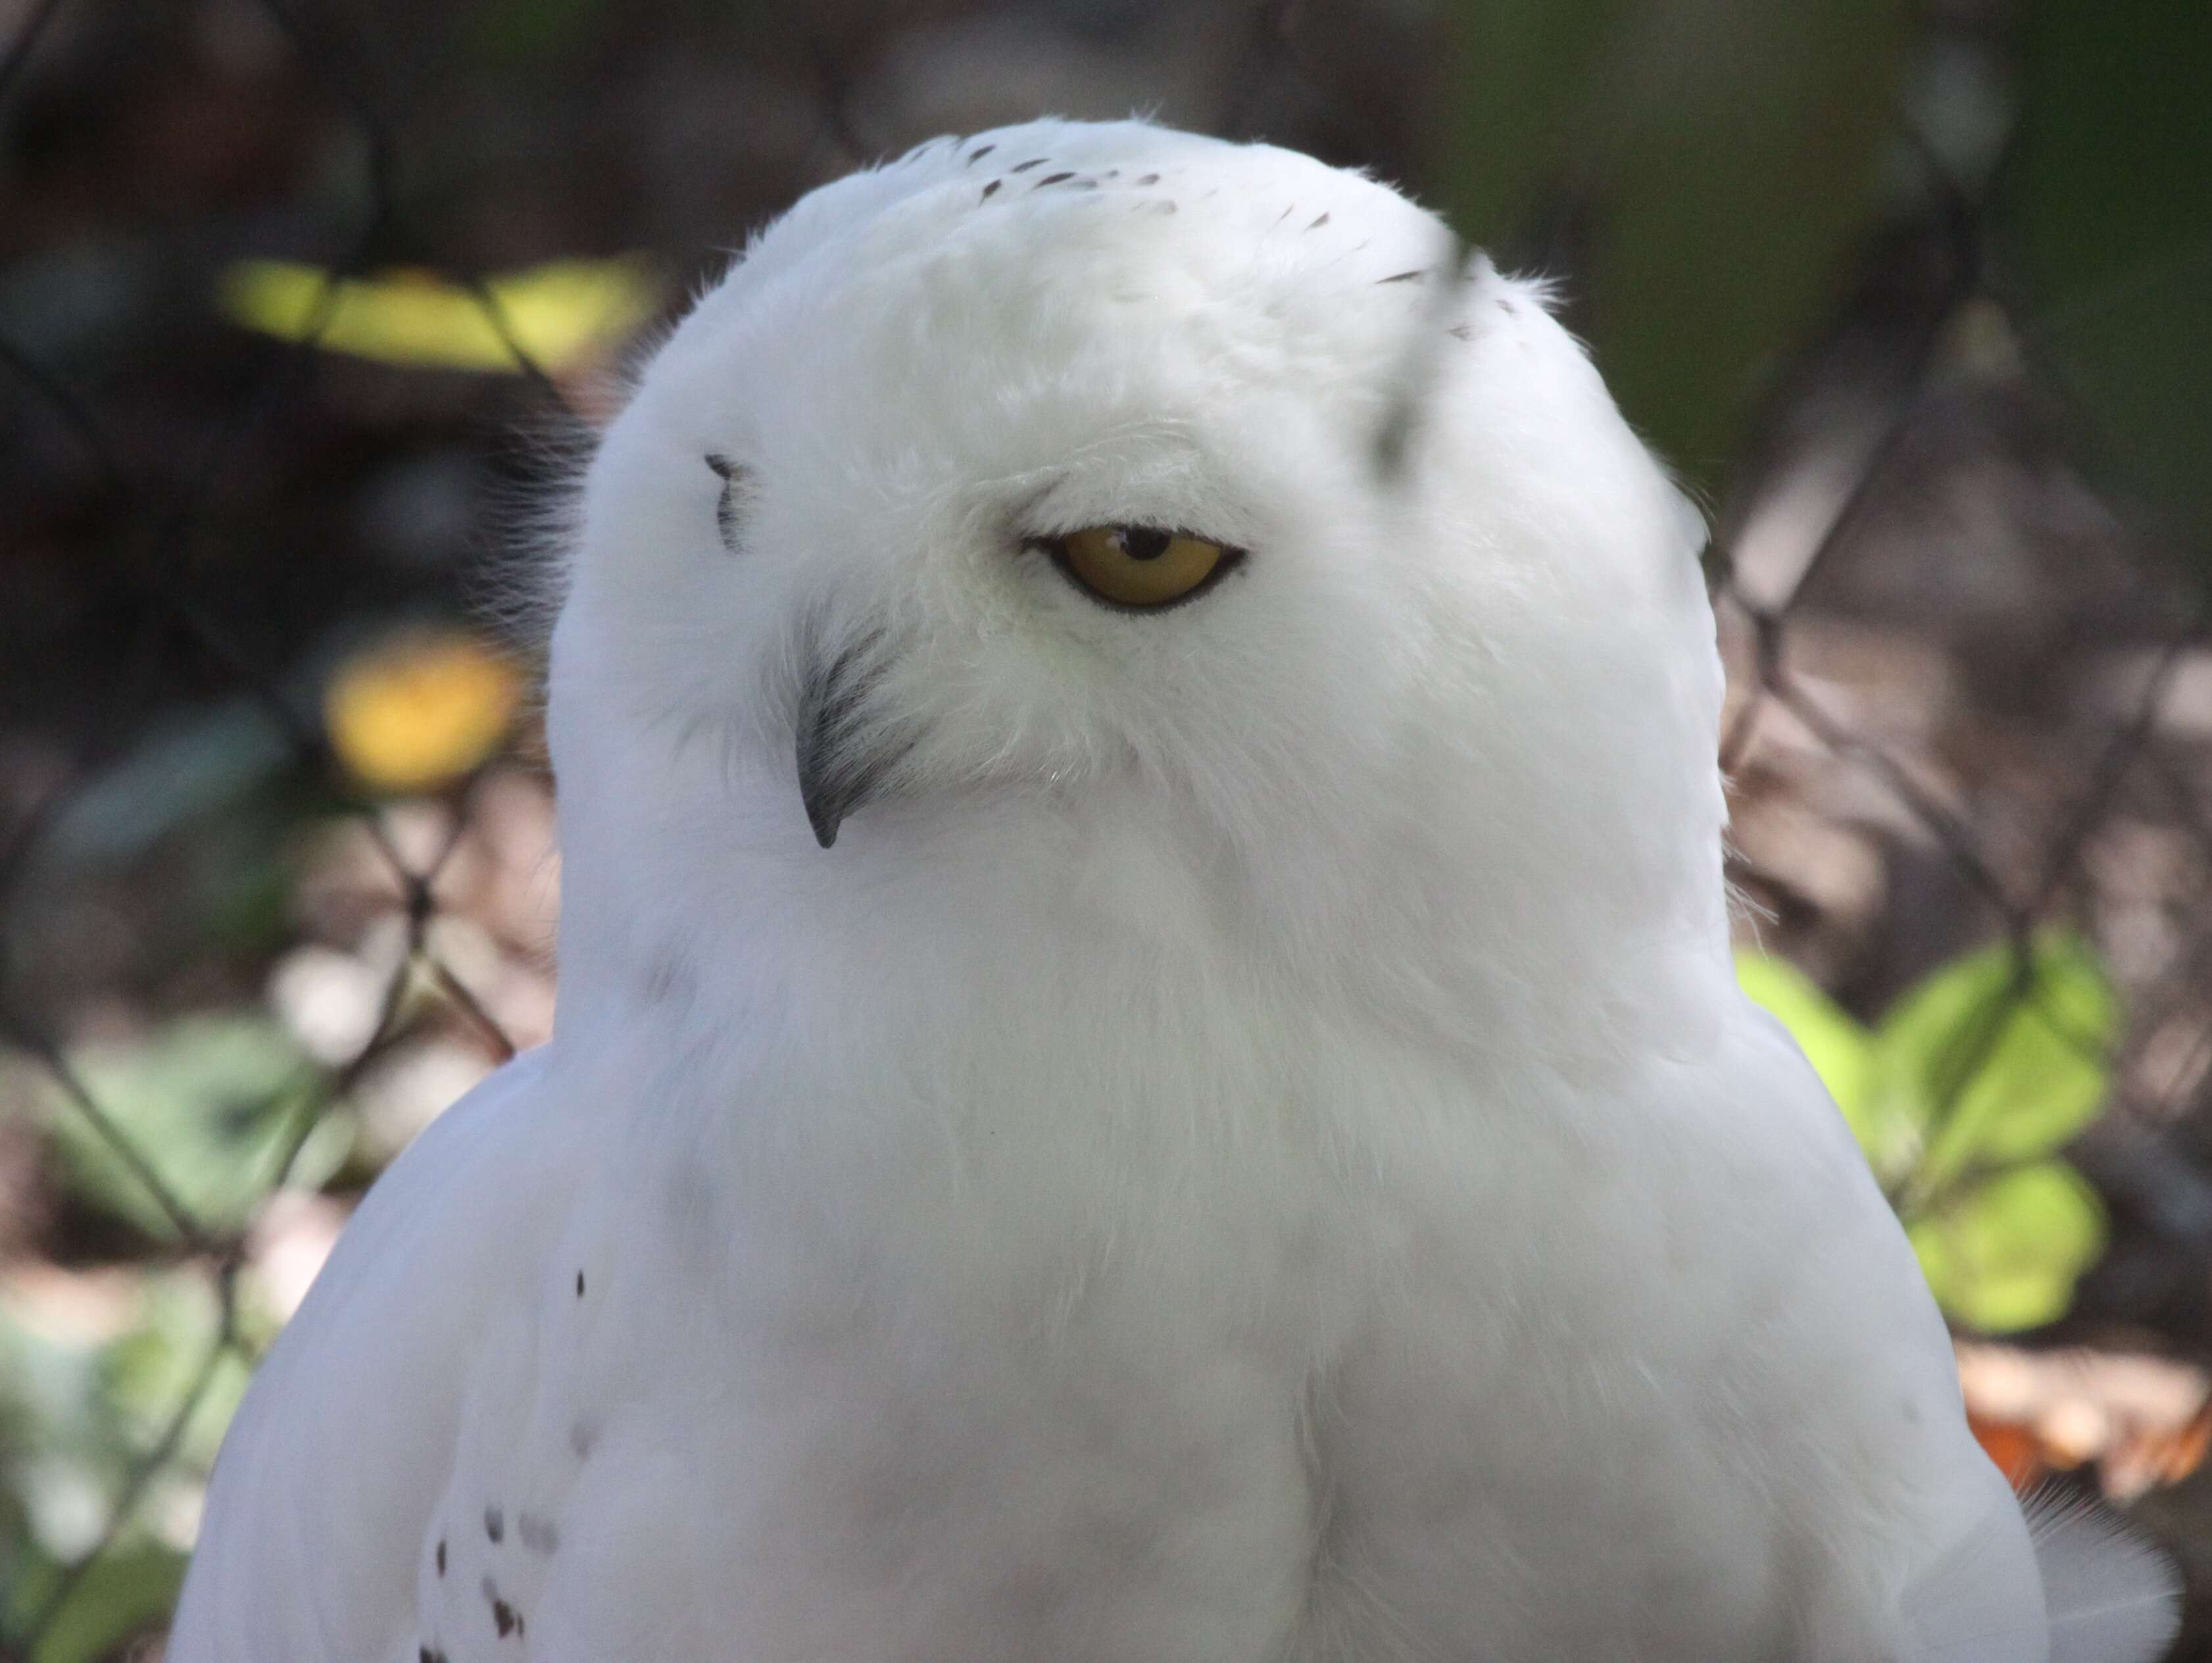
[170,119,2177,1662]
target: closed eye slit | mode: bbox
[704,453,746,554]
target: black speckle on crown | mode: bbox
[1135,173,1160,186]
[435,1537,447,1576]
[980,180,1002,203]
[485,1504,504,1543]
[1309,212,1330,230]
[1378,269,1427,285]
[575,1268,585,1298]
[966,143,995,164]
[1034,172,1075,189]
[1009,157,1050,172]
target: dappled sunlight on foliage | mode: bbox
[324,630,524,797]
[218,257,662,377]
[1742,935,2118,1334]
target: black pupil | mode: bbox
[1118,527,1173,562]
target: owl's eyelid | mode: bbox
[1004,463,1241,552]
[1018,520,1235,552]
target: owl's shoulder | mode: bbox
[168,1048,593,1662]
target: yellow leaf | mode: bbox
[325,630,522,793]
[216,256,658,374]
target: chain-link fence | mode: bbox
[5,1,2210,1657]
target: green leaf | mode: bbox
[1431,0,1911,489]
[2003,0,2212,572]
[0,1269,252,1661]
[1429,0,1633,247]
[1734,950,1885,1142]
[3,1539,186,1663]
[38,1015,334,1240]
[464,0,609,64]
[1873,932,2115,1196]
[1907,1159,2106,1334]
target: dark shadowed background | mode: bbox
[3,0,2210,1656]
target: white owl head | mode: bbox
[544,119,1731,1057]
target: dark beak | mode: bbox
[795,632,900,849]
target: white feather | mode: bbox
[170,118,2119,1661]
[1895,1460,2051,1662]
[2029,1488,2181,1663]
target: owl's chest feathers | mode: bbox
[566,928,1827,1660]
[637,898,1741,1385]
[500,882,1869,1660]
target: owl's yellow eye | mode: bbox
[1048,525,1238,610]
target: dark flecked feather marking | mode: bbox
[518,1511,562,1555]
[981,180,1001,201]
[484,1505,504,1544]
[704,454,745,553]
[1010,157,1049,172]
[482,1574,522,1638]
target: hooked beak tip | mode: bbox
[797,743,845,849]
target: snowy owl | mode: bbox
[170,120,2176,1662]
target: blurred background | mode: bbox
[2,0,2209,1656]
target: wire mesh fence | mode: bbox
[3,1,2209,1658]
